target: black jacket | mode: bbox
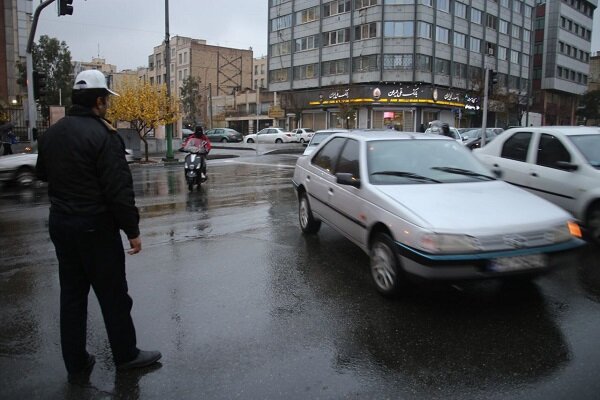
[36,105,140,239]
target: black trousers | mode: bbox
[49,212,139,373]
[2,143,12,155]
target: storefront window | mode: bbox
[422,111,439,127]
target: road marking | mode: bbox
[216,159,296,169]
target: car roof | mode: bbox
[314,129,349,133]
[329,130,453,142]
[503,126,600,136]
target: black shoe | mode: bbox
[68,354,95,384]
[117,350,162,371]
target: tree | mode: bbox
[107,82,180,162]
[577,90,600,125]
[280,92,304,129]
[180,76,203,127]
[31,35,74,118]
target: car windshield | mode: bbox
[309,132,333,147]
[463,129,495,139]
[367,140,495,184]
[568,134,600,168]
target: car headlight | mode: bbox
[547,221,582,243]
[419,233,482,254]
[185,164,190,169]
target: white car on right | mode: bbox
[474,126,600,241]
[245,127,295,143]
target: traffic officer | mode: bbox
[36,70,161,383]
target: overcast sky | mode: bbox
[35,0,600,72]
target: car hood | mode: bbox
[0,152,37,167]
[373,180,570,233]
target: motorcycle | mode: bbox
[182,145,207,191]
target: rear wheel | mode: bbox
[299,193,321,234]
[16,168,35,187]
[299,138,305,144]
[247,138,254,143]
[275,138,283,144]
[370,233,405,297]
[221,138,228,143]
[587,204,600,244]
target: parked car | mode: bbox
[245,128,294,143]
[424,126,463,142]
[473,126,600,242]
[292,130,583,296]
[293,128,315,143]
[462,128,501,149]
[205,128,243,143]
[303,129,349,156]
[0,149,37,186]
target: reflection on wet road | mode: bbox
[1,154,600,399]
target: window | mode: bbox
[454,32,466,48]
[260,78,265,87]
[353,55,380,72]
[271,14,292,31]
[435,58,450,75]
[323,28,351,45]
[470,37,481,53]
[254,79,258,89]
[322,59,349,75]
[537,134,571,169]
[269,68,289,82]
[418,22,432,39]
[471,8,482,24]
[437,0,449,12]
[454,2,467,18]
[384,21,414,37]
[524,5,532,18]
[294,63,319,80]
[453,62,467,79]
[498,46,507,60]
[469,66,482,80]
[512,0,521,13]
[436,26,449,44]
[297,6,320,24]
[523,29,531,43]
[416,54,432,71]
[183,52,188,64]
[355,22,378,40]
[522,54,529,67]
[486,14,498,30]
[420,0,432,5]
[313,138,347,173]
[178,70,183,80]
[272,41,292,56]
[336,140,360,179]
[512,25,521,39]
[500,0,509,7]
[294,36,318,52]
[383,54,414,70]
[356,0,377,9]
[323,0,351,17]
[178,53,183,64]
[501,132,532,162]
[500,20,509,34]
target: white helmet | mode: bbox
[73,69,119,96]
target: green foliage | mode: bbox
[180,76,202,126]
[577,90,600,124]
[32,35,74,118]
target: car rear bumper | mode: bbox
[395,238,584,280]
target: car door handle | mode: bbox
[531,172,538,177]
[493,163,499,168]
[328,188,334,195]
[306,175,311,181]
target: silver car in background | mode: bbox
[292,131,583,297]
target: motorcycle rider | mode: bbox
[181,126,211,179]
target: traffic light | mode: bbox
[33,71,47,100]
[488,69,499,95]
[58,0,74,16]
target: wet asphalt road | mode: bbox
[2,152,600,399]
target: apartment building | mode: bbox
[1,0,32,107]
[531,0,597,125]
[268,0,537,130]
[590,51,600,92]
[253,56,268,90]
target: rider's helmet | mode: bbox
[194,125,204,138]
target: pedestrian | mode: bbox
[36,70,161,384]
[0,121,15,155]
[418,123,426,133]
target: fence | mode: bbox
[5,106,49,142]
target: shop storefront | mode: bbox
[283,84,481,132]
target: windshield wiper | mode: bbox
[431,166,495,180]
[370,171,441,183]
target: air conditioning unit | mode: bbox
[488,47,495,56]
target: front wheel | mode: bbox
[275,138,283,144]
[370,233,405,297]
[587,204,600,244]
[299,193,321,234]
[247,138,255,143]
[16,169,35,187]
[299,138,305,144]
[221,138,228,143]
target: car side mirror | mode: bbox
[555,161,578,171]
[336,173,361,188]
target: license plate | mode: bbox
[489,254,547,272]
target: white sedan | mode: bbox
[474,126,600,242]
[245,128,295,144]
[292,131,583,296]
[292,128,315,143]
[0,151,37,186]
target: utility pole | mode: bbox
[208,83,213,129]
[481,68,490,147]
[163,0,175,161]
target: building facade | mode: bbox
[1,0,32,107]
[253,56,268,90]
[531,0,597,125]
[268,0,536,131]
[588,51,600,92]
